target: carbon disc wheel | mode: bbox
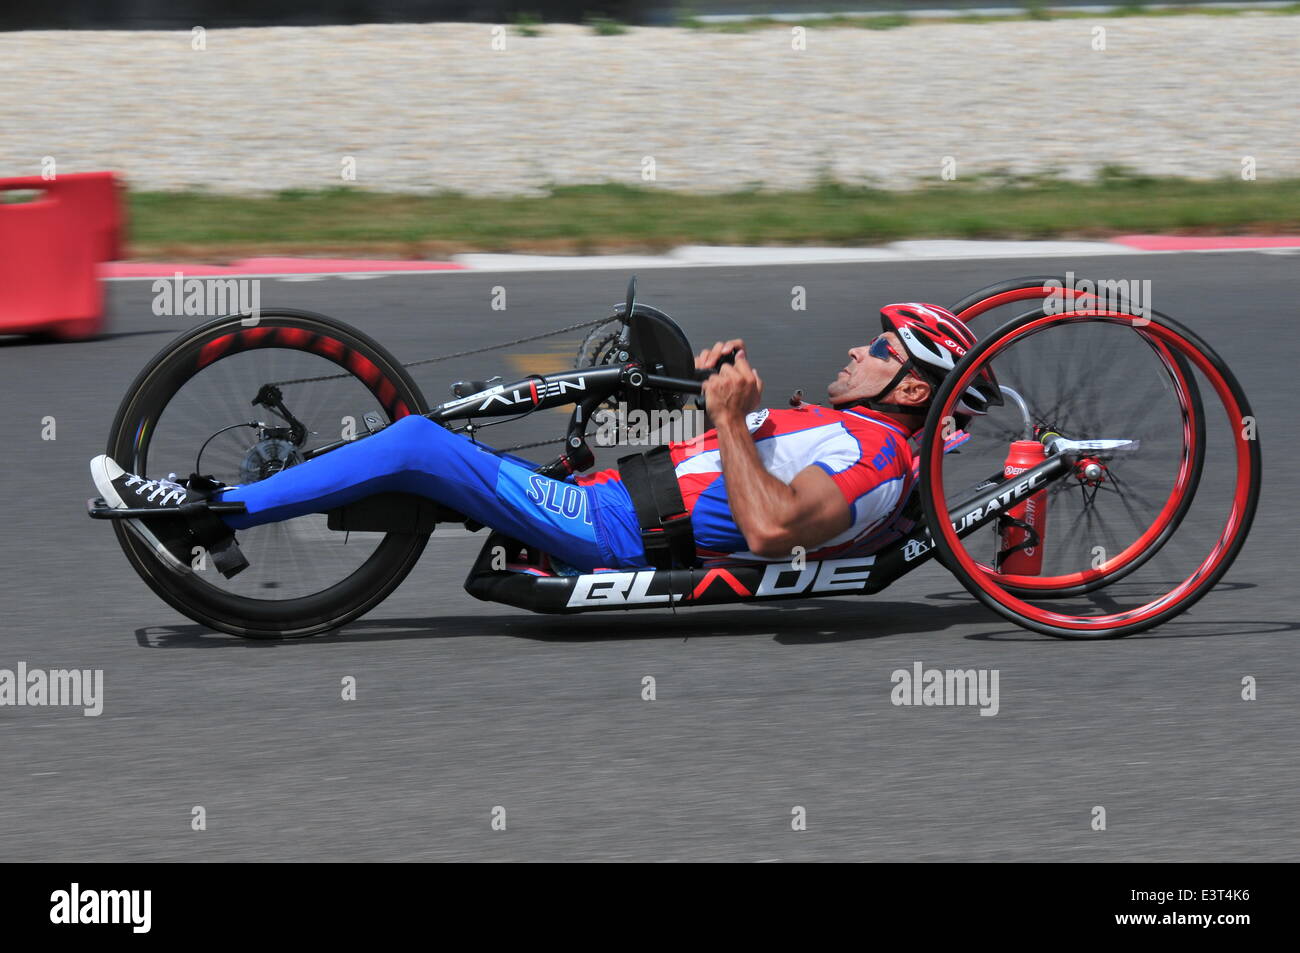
[918,306,1260,639]
[106,309,431,639]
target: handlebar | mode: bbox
[645,372,704,395]
[646,349,737,396]
[657,349,735,393]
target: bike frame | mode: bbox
[428,364,696,476]
[86,357,1075,612]
[403,365,1076,612]
[464,450,1068,612]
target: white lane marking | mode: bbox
[671,245,901,264]
[454,253,686,271]
[890,239,1142,258]
[105,268,471,282]
[102,244,1300,281]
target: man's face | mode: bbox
[827,331,915,406]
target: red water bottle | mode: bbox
[998,440,1047,575]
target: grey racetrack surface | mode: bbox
[1,252,1295,862]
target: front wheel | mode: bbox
[918,306,1260,639]
[951,275,1207,596]
[106,309,431,639]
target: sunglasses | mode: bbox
[868,334,906,365]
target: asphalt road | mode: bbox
[1,251,1295,861]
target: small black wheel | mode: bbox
[106,309,431,639]
[918,305,1260,639]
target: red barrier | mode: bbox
[0,171,125,340]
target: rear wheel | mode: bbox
[918,306,1260,639]
[107,309,431,639]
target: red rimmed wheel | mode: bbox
[951,275,1101,324]
[918,306,1259,639]
[106,309,431,639]
[949,276,1206,597]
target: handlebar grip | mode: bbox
[691,349,738,381]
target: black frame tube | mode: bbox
[464,454,1073,613]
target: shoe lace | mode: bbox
[124,474,187,506]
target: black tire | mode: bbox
[106,309,431,639]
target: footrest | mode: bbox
[87,497,248,520]
[87,496,249,578]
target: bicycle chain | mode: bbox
[268,316,613,387]
[268,315,621,454]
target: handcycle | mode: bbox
[88,276,1261,640]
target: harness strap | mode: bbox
[183,474,249,578]
[617,446,696,571]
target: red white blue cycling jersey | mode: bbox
[668,404,915,562]
[221,406,921,573]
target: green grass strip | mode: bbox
[121,172,1300,258]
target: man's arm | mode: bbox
[699,346,851,559]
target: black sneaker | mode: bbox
[90,455,195,572]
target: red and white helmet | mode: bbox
[880,302,1002,417]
